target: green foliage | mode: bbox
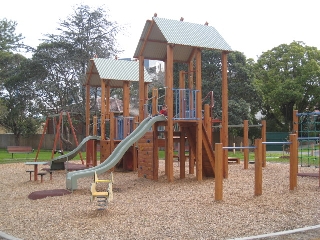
[254,41,320,131]
[0,52,44,144]
[33,4,122,122]
[0,18,24,52]
[201,50,262,140]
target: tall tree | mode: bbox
[0,18,24,52]
[0,52,45,145]
[33,4,122,142]
[254,41,320,131]
[0,18,44,144]
[202,50,261,125]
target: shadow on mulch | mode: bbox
[28,189,71,200]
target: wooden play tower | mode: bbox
[85,58,152,169]
[134,15,232,181]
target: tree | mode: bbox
[202,50,261,125]
[33,4,122,145]
[254,41,320,132]
[0,52,45,145]
[0,18,24,52]
[34,4,122,113]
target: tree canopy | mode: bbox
[33,4,122,135]
[254,41,320,131]
[0,18,24,52]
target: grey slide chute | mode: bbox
[49,135,101,170]
[66,115,166,190]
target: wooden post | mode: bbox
[139,56,145,122]
[166,44,174,182]
[292,110,298,134]
[261,120,266,167]
[188,60,194,175]
[195,48,202,181]
[221,51,229,178]
[254,138,262,196]
[290,134,298,190]
[243,120,249,169]
[215,143,223,201]
[105,84,110,119]
[152,88,158,115]
[180,127,185,179]
[93,116,97,135]
[204,104,212,144]
[123,81,130,117]
[85,83,91,167]
[144,82,149,118]
[100,80,106,140]
[133,116,139,171]
[110,112,115,153]
[153,122,159,180]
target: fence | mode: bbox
[0,134,86,151]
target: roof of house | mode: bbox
[85,58,152,87]
[133,17,232,62]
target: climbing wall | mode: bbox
[138,131,155,180]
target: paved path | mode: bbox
[233,225,320,240]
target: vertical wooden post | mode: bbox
[290,134,298,190]
[221,51,229,178]
[85,83,91,167]
[195,48,202,181]
[254,138,262,196]
[261,120,266,167]
[188,60,194,175]
[243,120,249,169]
[92,116,98,166]
[166,44,174,182]
[215,143,223,201]
[123,81,130,117]
[180,127,186,179]
[86,84,90,136]
[139,56,145,122]
[153,122,159,180]
[144,82,149,118]
[93,116,97,135]
[179,71,185,118]
[152,88,158,115]
[204,104,212,144]
[292,110,298,134]
[105,84,110,119]
[133,116,139,171]
[100,81,106,140]
[109,112,115,153]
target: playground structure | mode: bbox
[35,111,84,170]
[65,15,318,198]
[293,109,320,167]
[292,110,320,186]
[66,16,233,190]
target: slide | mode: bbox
[66,115,167,190]
[49,135,101,170]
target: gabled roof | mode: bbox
[85,58,152,87]
[133,17,232,62]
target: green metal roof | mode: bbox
[85,58,152,87]
[133,17,232,62]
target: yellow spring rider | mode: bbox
[90,171,113,210]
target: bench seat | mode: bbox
[7,146,33,158]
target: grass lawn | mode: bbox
[0,148,317,167]
[0,149,86,164]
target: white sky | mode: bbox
[1,0,319,60]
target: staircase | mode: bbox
[179,122,215,177]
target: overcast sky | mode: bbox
[1,0,319,60]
